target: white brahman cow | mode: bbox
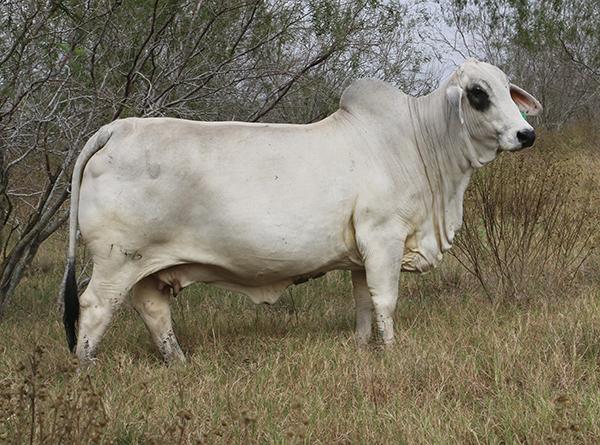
[61,59,542,364]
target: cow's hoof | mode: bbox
[163,352,187,366]
[355,335,372,348]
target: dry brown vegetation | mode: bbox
[1,130,599,444]
[453,126,599,301]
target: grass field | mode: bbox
[1,130,599,444]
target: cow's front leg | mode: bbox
[360,235,404,346]
[351,270,372,345]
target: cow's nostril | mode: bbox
[516,129,536,148]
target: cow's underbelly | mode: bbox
[81,188,361,304]
[153,259,352,304]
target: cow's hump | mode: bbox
[339,79,406,118]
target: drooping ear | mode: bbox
[510,83,543,116]
[446,85,464,124]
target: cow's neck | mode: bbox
[405,85,491,255]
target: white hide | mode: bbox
[66,59,541,362]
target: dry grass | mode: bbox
[1,129,599,444]
[2,262,600,444]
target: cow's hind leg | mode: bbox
[131,275,185,364]
[76,268,136,364]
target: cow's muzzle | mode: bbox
[516,129,536,149]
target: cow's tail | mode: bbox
[62,124,115,353]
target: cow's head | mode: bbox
[446,59,542,158]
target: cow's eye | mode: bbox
[466,85,491,112]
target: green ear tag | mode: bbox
[520,111,528,120]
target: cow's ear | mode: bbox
[446,85,464,124]
[510,83,542,116]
